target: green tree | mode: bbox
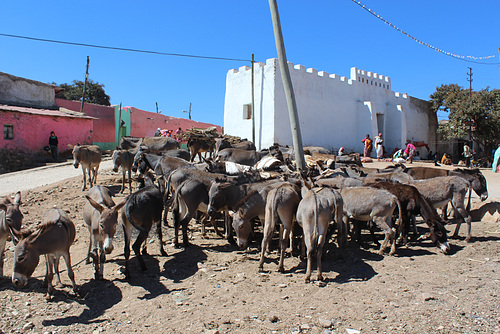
[54,79,111,106]
[430,84,500,152]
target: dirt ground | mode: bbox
[0,165,499,334]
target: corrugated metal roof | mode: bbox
[0,104,95,119]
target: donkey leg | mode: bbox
[93,165,100,185]
[44,255,55,299]
[122,221,133,279]
[132,231,149,271]
[53,256,64,288]
[62,251,77,294]
[156,217,167,256]
[0,238,6,277]
[81,166,87,190]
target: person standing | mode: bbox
[175,127,183,143]
[462,143,472,168]
[361,134,373,158]
[49,131,58,161]
[492,144,500,173]
[374,133,384,160]
[154,128,162,137]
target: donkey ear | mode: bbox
[85,195,105,213]
[13,192,21,205]
[8,225,21,245]
[113,200,127,213]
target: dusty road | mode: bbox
[0,158,114,197]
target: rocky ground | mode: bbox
[0,167,499,334]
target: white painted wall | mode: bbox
[0,72,56,109]
[224,58,437,157]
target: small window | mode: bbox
[362,78,364,83]
[242,104,252,120]
[3,124,13,140]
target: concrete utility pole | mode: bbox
[268,0,306,174]
[80,56,90,114]
[251,53,255,144]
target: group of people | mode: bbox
[155,127,183,143]
[361,133,416,163]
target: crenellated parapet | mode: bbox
[350,67,391,90]
[227,59,405,94]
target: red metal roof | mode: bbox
[0,104,95,119]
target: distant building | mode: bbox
[224,58,437,156]
[0,71,221,154]
[0,72,94,153]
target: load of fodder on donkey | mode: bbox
[182,126,223,162]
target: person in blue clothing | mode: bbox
[492,144,500,172]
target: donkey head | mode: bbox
[0,192,23,237]
[86,196,126,254]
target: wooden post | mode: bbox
[80,56,90,114]
[268,0,306,173]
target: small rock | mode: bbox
[345,329,361,334]
[300,324,312,330]
[318,318,332,328]
[422,293,435,301]
[22,322,35,331]
[269,315,279,323]
[318,281,327,287]
[205,329,219,334]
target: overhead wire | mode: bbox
[350,0,498,65]
[0,32,250,63]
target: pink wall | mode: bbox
[55,99,115,143]
[1,111,93,154]
[127,107,222,137]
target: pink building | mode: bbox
[55,99,115,144]
[123,107,222,138]
[1,104,94,154]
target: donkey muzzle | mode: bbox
[12,273,27,288]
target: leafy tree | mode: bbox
[54,79,111,106]
[429,84,500,152]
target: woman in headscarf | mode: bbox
[375,133,384,160]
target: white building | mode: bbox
[223,58,437,157]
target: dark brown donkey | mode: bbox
[121,182,165,279]
[11,208,77,298]
[112,149,135,193]
[0,192,23,278]
[84,185,126,280]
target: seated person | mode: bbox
[441,153,452,165]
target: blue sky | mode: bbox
[1,1,498,125]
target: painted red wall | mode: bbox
[127,107,222,137]
[55,99,115,143]
[1,111,93,154]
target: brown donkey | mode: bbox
[0,192,23,278]
[11,208,77,298]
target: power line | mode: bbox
[350,0,498,65]
[0,32,250,63]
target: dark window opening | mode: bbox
[4,124,14,140]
